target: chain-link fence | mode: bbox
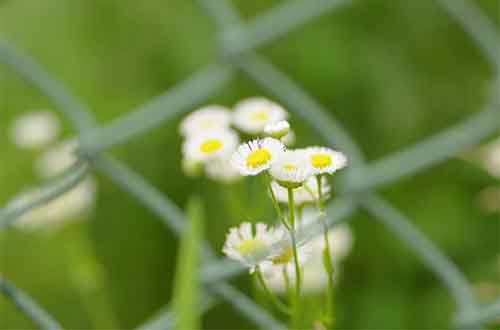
[1,0,498,329]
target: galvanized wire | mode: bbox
[1,0,499,329]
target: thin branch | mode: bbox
[360,193,479,320]
[137,296,216,330]
[234,0,351,56]
[0,161,89,230]
[0,39,94,132]
[208,283,284,330]
[87,63,233,152]
[91,155,283,329]
[196,0,240,28]
[238,53,365,164]
[436,0,500,73]
[348,103,499,192]
[456,299,500,328]
[0,277,62,330]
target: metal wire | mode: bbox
[1,0,499,329]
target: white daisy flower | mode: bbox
[231,138,285,176]
[35,139,78,178]
[205,157,242,183]
[269,150,312,188]
[223,222,281,273]
[264,120,290,139]
[260,233,312,279]
[271,176,331,206]
[301,207,353,262]
[265,207,353,293]
[10,178,96,231]
[179,105,232,137]
[9,111,60,149]
[183,130,239,162]
[233,97,288,135]
[304,147,347,175]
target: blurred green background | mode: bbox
[1,0,499,329]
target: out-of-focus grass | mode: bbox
[1,0,498,329]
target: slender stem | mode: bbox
[287,187,302,329]
[255,267,290,316]
[317,175,335,328]
[282,266,292,300]
[263,173,289,229]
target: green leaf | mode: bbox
[172,196,204,330]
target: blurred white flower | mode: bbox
[264,120,290,139]
[303,208,353,262]
[271,176,331,206]
[233,97,288,135]
[182,130,239,162]
[9,111,60,149]
[35,139,78,178]
[205,157,242,183]
[304,147,347,176]
[480,138,500,178]
[9,178,96,230]
[260,232,312,280]
[269,150,312,188]
[231,138,285,176]
[265,207,353,293]
[179,105,232,137]
[223,222,281,273]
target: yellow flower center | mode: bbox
[272,247,294,265]
[246,149,271,168]
[200,139,223,154]
[283,164,297,171]
[250,111,269,121]
[237,239,266,257]
[311,154,332,169]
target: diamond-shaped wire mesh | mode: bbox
[0,0,498,329]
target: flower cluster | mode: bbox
[179,98,295,183]
[181,97,349,327]
[7,111,96,230]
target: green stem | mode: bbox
[263,173,289,229]
[317,175,335,328]
[255,267,290,316]
[287,187,302,329]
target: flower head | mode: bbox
[206,157,242,183]
[10,178,96,231]
[179,105,232,137]
[35,139,78,178]
[304,147,347,175]
[183,130,239,162]
[271,176,331,206]
[223,222,281,273]
[233,97,288,135]
[265,207,353,293]
[260,234,311,278]
[231,138,285,176]
[9,111,60,149]
[269,150,312,188]
[264,120,290,139]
